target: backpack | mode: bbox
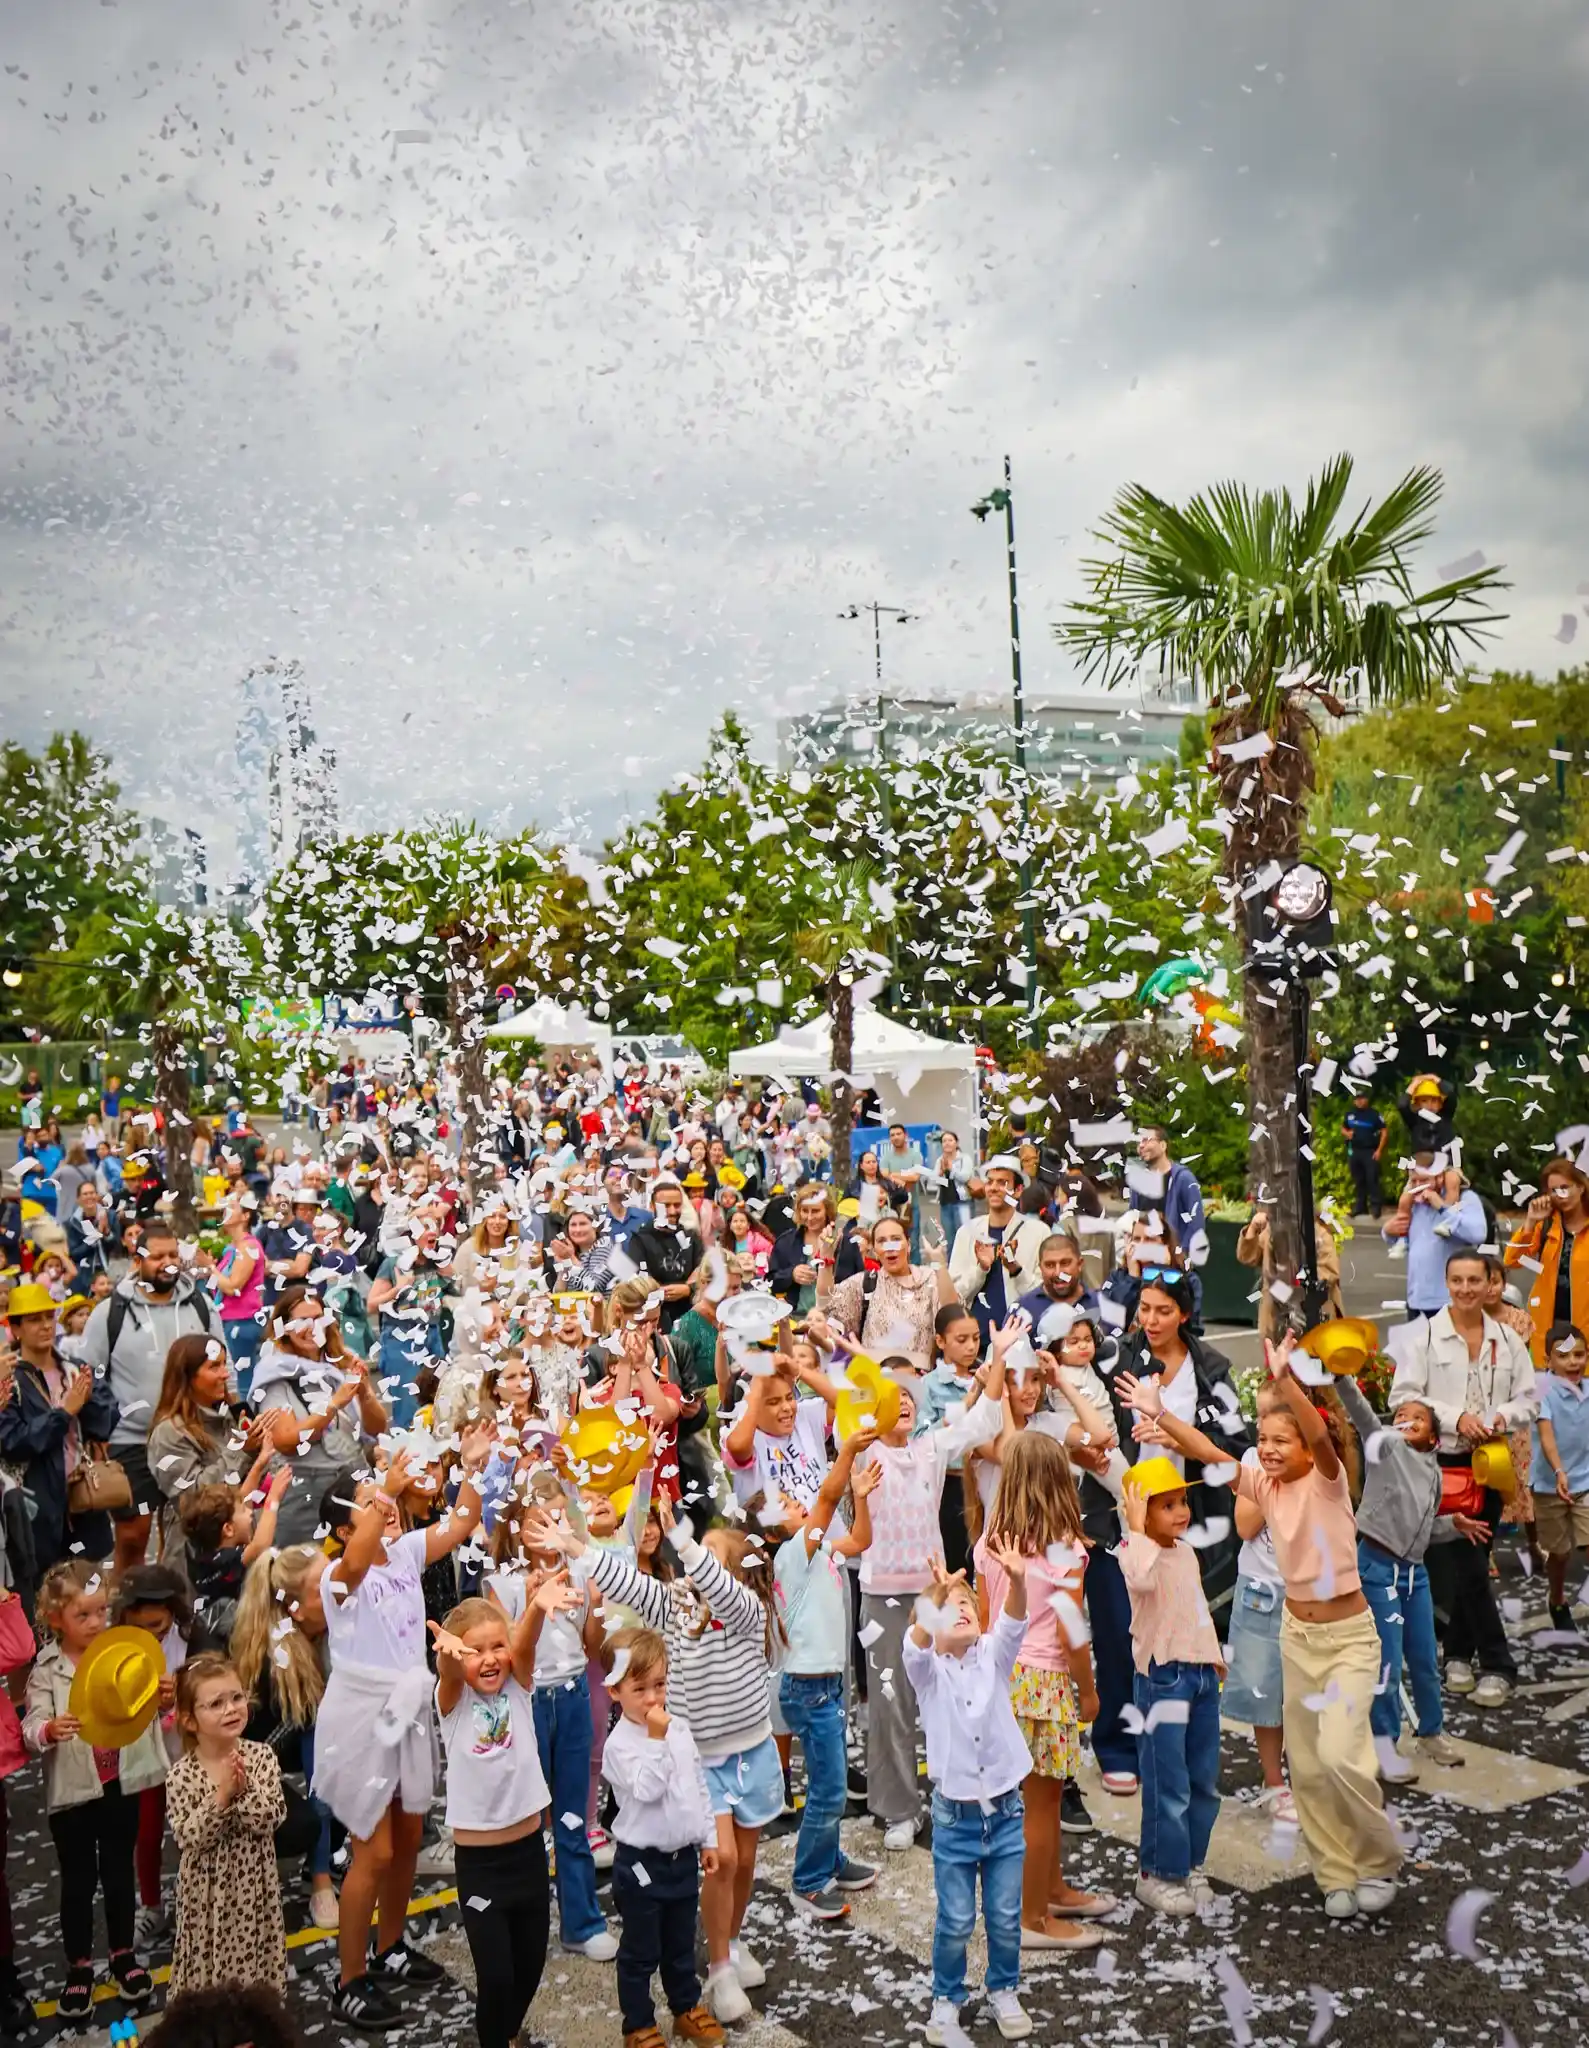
[106,1284,212,1359]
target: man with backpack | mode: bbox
[79,1218,214,1569]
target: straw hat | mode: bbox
[1123,1455,1187,1499]
[1299,1318,1380,1377]
[68,1627,167,1748]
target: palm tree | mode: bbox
[1056,456,1507,1300]
[48,903,252,1232]
[795,858,891,1177]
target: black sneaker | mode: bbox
[1549,1604,1580,1635]
[54,1969,93,2025]
[332,1974,406,2033]
[371,1939,445,1987]
[108,1953,153,2011]
[1059,1782,1094,1835]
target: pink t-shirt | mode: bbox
[973,1536,1088,1673]
[1235,1460,1360,1602]
[1116,1533,1225,1675]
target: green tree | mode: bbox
[47,904,254,1230]
[0,733,148,1027]
[794,858,890,1174]
[1057,456,1507,1308]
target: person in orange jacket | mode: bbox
[1505,1156,1589,1363]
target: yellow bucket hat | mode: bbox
[1299,1317,1381,1377]
[68,1626,167,1748]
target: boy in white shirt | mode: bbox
[600,1628,725,2048]
[902,1546,1035,2046]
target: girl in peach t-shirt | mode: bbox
[1117,1339,1403,1923]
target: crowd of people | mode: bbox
[0,1049,1584,2048]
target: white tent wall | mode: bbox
[727,1011,982,1148]
[486,999,614,1076]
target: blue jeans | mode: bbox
[780,1673,847,1895]
[929,1787,1024,2003]
[299,1725,333,1879]
[377,1321,444,1427]
[939,1202,971,1249]
[1083,1541,1139,1776]
[223,1316,263,1401]
[532,1673,605,1944]
[1135,1659,1222,1883]
[1358,1541,1443,1741]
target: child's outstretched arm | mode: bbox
[423,1423,494,1564]
[1114,1372,1236,1479]
[332,1452,412,1596]
[833,1455,882,1559]
[241,1466,293,1566]
[802,1428,874,1552]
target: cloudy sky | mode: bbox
[2,0,1586,874]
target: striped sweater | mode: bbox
[588,1537,772,1764]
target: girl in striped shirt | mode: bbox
[526,1490,785,2027]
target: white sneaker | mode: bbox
[561,1929,619,1961]
[1323,1889,1358,1920]
[728,1942,765,1989]
[925,2000,972,2048]
[308,1886,340,1931]
[1376,1744,1419,1785]
[1187,1869,1214,1908]
[1472,1673,1511,1708]
[1412,1732,1465,1767]
[1355,1878,1398,1915]
[706,1964,751,2024]
[988,1989,1033,2041]
[882,1818,918,1852]
[415,1827,456,1877]
[1444,1659,1476,1695]
[1134,1875,1196,1917]
[134,1903,169,1946]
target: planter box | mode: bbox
[1200,1216,1258,1327]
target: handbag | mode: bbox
[0,1590,34,1675]
[67,1442,134,1517]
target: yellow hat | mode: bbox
[1123,1456,1187,1499]
[560,1405,649,1496]
[835,1353,902,1442]
[1409,1075,1443,1100]
[681,1171,708,1191]
[68,1627,167,1749]
[1299,1317,1380,1377]
[609,1483,636,1520]
[58,1294,90,1318]
[1471,1440,1516,1497]
[716,1162,746,1191]
[4,1282,59,1320]
[836,1197,860,1220]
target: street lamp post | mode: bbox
[840,601,916,1015]
[971,457,1040,1047]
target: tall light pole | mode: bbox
[971,457,1040,1047]
[839,602,916,1016]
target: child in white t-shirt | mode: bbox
[722,1354,841,1511]
[431,1581,583,2048]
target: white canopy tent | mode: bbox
[728,1011,980,1145]
[486,998,614,1075]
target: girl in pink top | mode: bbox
[1118,1339,1403,1923]
[975,1432,1116,1950]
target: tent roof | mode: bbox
[728,1010,976,1078]
[486,999,613,1047]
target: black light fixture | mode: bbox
[1246,859,1336,980]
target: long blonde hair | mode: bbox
[984,1430,1085,1554]
[232,1545,327,1729]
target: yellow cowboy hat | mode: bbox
[1299,1318,1380,1377]
[4,1281,59,1321]
[834,1354,902,1442]
[716,1162,747,1191]
[1471,1441,1516,1497]
[1123,1455,1187,1499]
[69,1627,167,1748]
[560,1405,649,1496]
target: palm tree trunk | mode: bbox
[152,1017,197,1235]
[445,935,493,1194]
[828,973,855,1181]
[1212,696,1313,1322]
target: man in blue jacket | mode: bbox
[1128,1125,1206,1259]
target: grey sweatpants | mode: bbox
[860,1589,923,1826]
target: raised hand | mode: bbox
[380,1448,413,1499]
[985,1534,1028,1580]
[1114,1371,1162,1418]
[427,1620,470,1665]
[850,1459,884,1499]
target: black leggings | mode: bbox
[49,1780,139,1965]
[454,1834,550,2048]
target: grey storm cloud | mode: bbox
[1,0,1586,869]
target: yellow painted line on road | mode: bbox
[32,1889,459,2018]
